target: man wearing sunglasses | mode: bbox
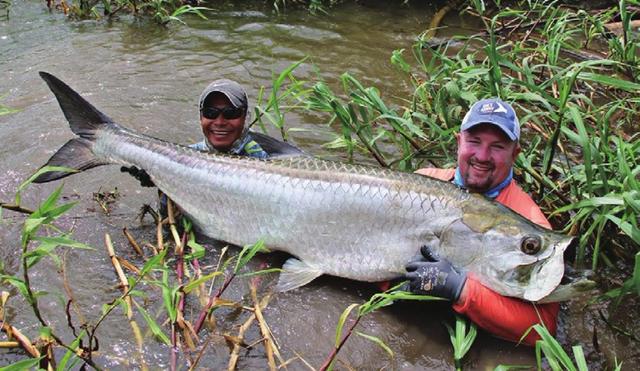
[122,79,303,186]
[193,79,268,157]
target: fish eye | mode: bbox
[521,235,542,255]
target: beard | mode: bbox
[461,161,495,193]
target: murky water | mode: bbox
[1,0,637,369]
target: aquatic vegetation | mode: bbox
[0,173,281,370]
[42,0,341,23]
[43,0,210,25]
[0,95,18,117]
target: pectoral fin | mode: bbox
[275,258,323,292]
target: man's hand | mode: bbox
[120,166,155,187]
[404,244,467,302]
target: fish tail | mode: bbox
[33,72,115,183]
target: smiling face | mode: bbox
[456,123,521,193]
[200,93,246,152]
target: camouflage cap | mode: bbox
[199,79,248,110]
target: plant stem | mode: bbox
[319,315,362,371]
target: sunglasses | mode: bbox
[200,106,244,120]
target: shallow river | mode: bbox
[0,0,636,369]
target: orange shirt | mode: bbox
[414,168,559,346]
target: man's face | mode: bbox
[200,93,246,152]
[456,123,520,193]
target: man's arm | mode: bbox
[453,277,559,346]
[412,167,559,345]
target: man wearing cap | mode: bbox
[122,79,303,187]
[193,79,266,157]
[404,98,559,346]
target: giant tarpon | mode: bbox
[33,72,590,302]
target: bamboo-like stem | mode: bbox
[105,233,147,371]
[170,324,178,371]
[227,313,256,371]
[117,256,141,275]
[156,217,165,252]
[105,234,132,318]
[193,273,235,334]
[170,228,187,371]
[249,286,277,370]
[188,334,213,371]
[318,315,362,371]
[0,202,34,214]
[227,293,272,371]
[0,321,40,358]
[0,341,20,348]
[123,227,144,257]
[1,297,41,360]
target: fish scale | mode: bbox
[33,71,591,302]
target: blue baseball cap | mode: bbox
[460,98,520,141]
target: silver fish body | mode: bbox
[35,72,585,302]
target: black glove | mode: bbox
[404,244,467,302]
[120,166,155,187]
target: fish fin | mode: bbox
[249,131,307,158]
[39,71,117,138]
[275,258,323,292]
[33,138,108,183]
[34,72,118,183]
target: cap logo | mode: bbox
[480,102,508,114]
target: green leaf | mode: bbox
[356,331,394,358]
[572,345,588,371]
[34,235,94,249]
[134,301,171,345]
[533,324,576,371]
[15,165,77,205]
[34,183,65,217]
[22,217,46,242]
[161,269,177,322]
[185,233,205,260]
[493,365,532,371]
[25,235,94,268]
[140,249,166,277]
[390,49,411,73]
[0,357,44,371]
[605,215,640,245]
[335,303,359,347]
[0,275,30,301]
[237,267,282,278]
[234,239,266,273]
[578,71,640,92]
[183,271,223,294]
[57,330,86,371]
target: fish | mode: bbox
[33,71,591,303]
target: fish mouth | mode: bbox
[522,236,574,302]
[538,267,597,303]
[560,264,595,285]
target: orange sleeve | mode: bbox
[452,277,560,346]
